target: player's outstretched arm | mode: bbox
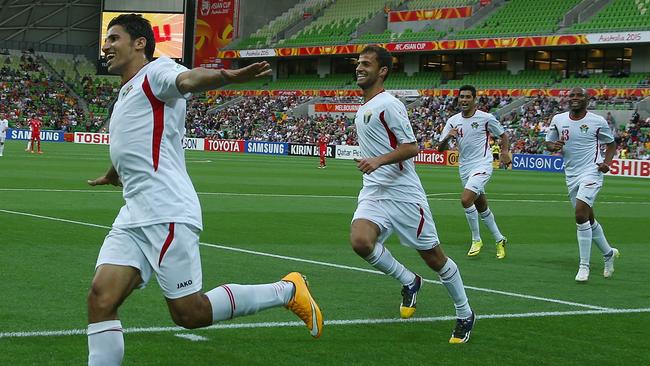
[498,132,511,165]
[545,140,564,152]
[87,165,121,187]
[355,142,418,174]
[436,127,458,151]
[176,62,272,94]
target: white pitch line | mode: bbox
[1,209,611,311]
[0,188,646,205]
[2,308,649,339]
[174,333,209,341]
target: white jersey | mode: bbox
[0,118,8,138]
[546,111,614,179]
[109,57,202,230]
[354,91,426,203]
[439,109,504,172]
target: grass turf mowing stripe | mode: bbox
[0,209,611,311]
[2,308,649,339]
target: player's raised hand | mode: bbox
[224,62,272,83]
[448,127,459,138]
[597,162,610,173]
[354,157,381,174]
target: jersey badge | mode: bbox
[580,124,589,133]
[364,110,373,124]
[471,121,479,129]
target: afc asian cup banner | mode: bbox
[388,6,472,23]
[288,143,335,158]
[204,139,245,152]
[335,144,361,160]
[194,0,239,68]
[74,132,110,145]
[414,149,446,165]
[245,141,288,155]
[6,129,65,142]
[512,154,564,173]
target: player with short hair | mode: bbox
[28,115,42,154]
[350,45,475,344]
[437,85,510,259]
[545,87,619,282]
[318,132,329,168]
[0,114,8,157]
[86,14,322,366]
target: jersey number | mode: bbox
[457,128,464,138]
[561,129,570,141]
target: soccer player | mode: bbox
[0,114,8,157]
[545,87,619,282]
[350,45,475,344]
[28,115,42,154]
[317,131,329,168]
[86,14,322,366]
[437,85,510,259]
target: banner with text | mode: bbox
[194,0,239,68]
[607,159,650,178]
[288,143,335,158]
[414,149,447,165]
[182,137,205,151]
[245,141,288,155]
[74,132,110,145]
[313,103,361,114]
[335,145,362,160]
[7,129,65,142]
[512,154,564,172]
[388,7,472,22]
[204,139,245,152]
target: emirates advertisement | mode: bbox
[194,0,239,68]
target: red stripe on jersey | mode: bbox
[222,285,236,319]
[483,122,489,157]
[379,110,403,171]
[158,223,175,266]
[142,76,165,172]
[416,205,425,238]
[594,127,601,163]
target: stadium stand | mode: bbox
[450,0,581,38]
[353,27,447,44]
[570,0,650,33]
[406,0,477,10]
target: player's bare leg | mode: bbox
[417,246,474,343]
[461,189,482,256]
[475,194,507,259]
[87,264,142,366]
[350,219,419,318]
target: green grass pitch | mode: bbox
[0,140,649,365]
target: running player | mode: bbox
[437,85,510,259]
[545,87,619,282]
[350,45,475,344]
[86,14,322,366]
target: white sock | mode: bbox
[479,208,505,242]
[88,320,124,366]
[577,222,592,267]
[437,257,472,319]
[464,205,481,241]
[206,281,293,322]
[0,143,4,156]
[364,242,416,286]
[591,220,613,257]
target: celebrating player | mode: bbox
[437,85,510,259]
[86,14,322,366]
[317,131,329,168]
[350,45,475,344]
[545,87,619,282]
[28,114,42,154]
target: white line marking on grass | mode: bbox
[174,333,208,341]
[2,308,649,339]
[1,188,647,205]
[1,209,612,310]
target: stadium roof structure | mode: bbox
[0,0,100,49]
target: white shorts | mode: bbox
[352,199,439,250]
[96,223,203,299]
[567,174,603,208]
[460,166,493,195]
